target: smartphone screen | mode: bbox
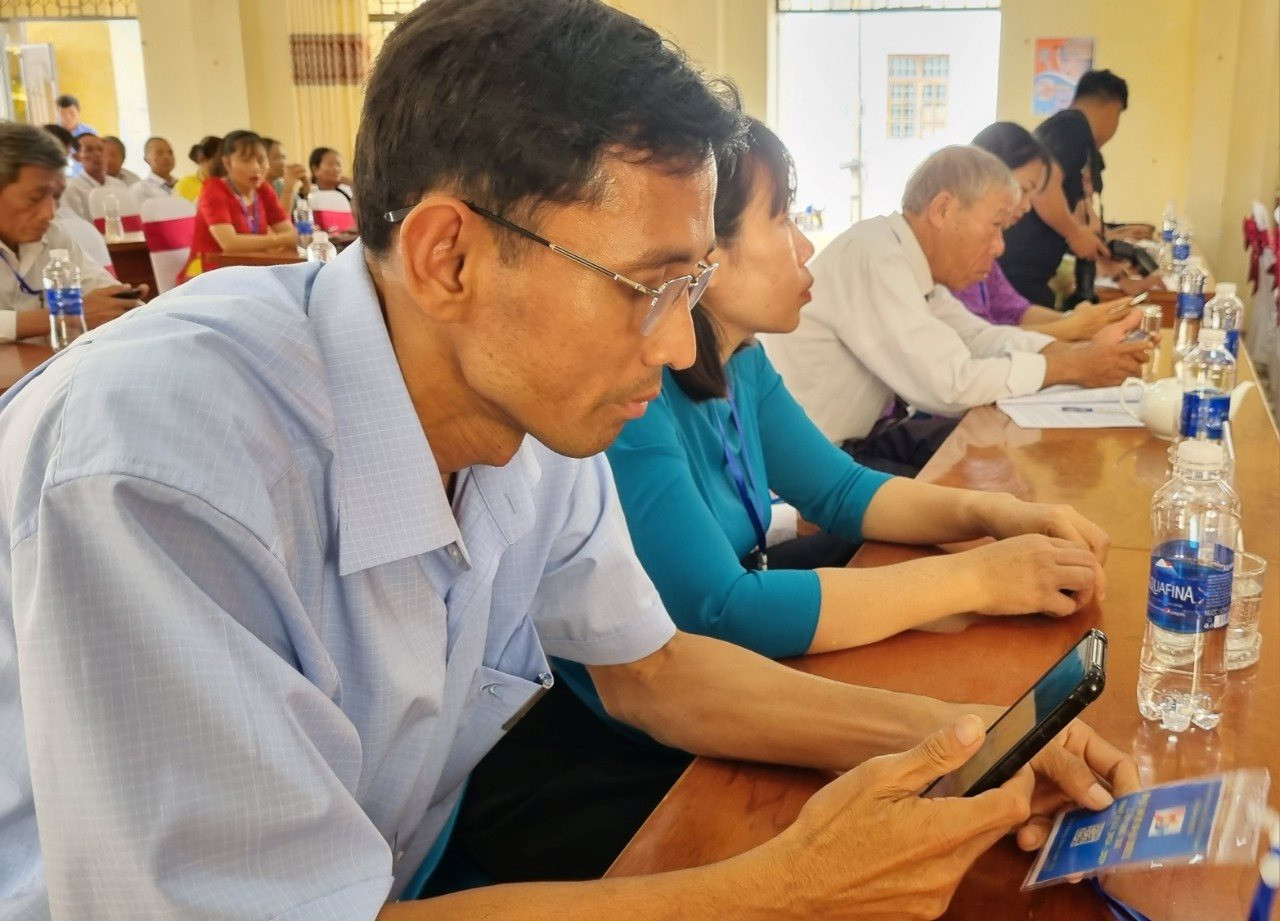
[922,632,1104,798]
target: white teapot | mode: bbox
[1119,376,1255,440]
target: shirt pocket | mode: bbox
[436,663,553,795]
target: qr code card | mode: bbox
[1024,776,1225,889]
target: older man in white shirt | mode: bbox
[763,145,1150,476]
[0,123,145,342]
[61,132,130,222]
[133,135,180,204]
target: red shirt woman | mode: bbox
[185,130,297,277]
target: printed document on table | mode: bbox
[997,386,1144,429]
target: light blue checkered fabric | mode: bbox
[0,242,675,920]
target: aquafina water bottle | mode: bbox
[1137,439,1238,732]
[42,248,88,350]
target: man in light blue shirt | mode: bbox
[0,2,1137,919]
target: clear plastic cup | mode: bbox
[1226,551,1267,670]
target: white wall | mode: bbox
[108,20,150,177]
[777,10,1000,236]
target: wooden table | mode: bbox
[608,339,1280,920]
[105,238,158,300]
[201,251,303,270]
[0,341,55,395]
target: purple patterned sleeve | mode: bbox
[983,261,1032,325]
[952,278,996,323]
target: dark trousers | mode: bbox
[453,679,693,883]
[841,415,960,478]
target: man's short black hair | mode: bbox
[56,94,79,109]
[69,131,98,153]
[42,123,75,152]
[355,0,746,256]
[1073,69,1129,109]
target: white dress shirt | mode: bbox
[0,222,117,341]
[761,212,1054,443]
[114,167,142,186]
[61,172,129,221]
[133,172,178,203]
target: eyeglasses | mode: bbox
[384,200,717,335]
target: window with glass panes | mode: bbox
[887,54,949,139]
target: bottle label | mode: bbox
[1176,292,1204,319]
[46,287,83,316]
[1162,228,1175,243]
[295,220,314,236]
[1178,390,1230,439]
[1148,540,1233,633]
[1173,242,1191,261]
[1224,329,1239,357]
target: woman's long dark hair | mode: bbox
[971,121,1051,191]
[672,116,796,402]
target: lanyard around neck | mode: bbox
[225,178,260,233]
[1,250,41,297]
[712,390,770,570]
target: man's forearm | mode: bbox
[15,308,48,341]
[1041,341,1085,387]
[380,847,788,921]
[594,631,959,773]
[1032,181,1085,242]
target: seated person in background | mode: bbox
[264,136,309,217]
[308,146,353,201]
[174,134,221,203]
[458,118,1115,883]
[102,136,141,187]
[999,69,1154,306]
[40,123,74,173]
[0,123,145,342]
[184,130,297,277]
[955,122,1135,341]
[763,145,1152,477]
[61,133,130,222]
[133,136,178,203]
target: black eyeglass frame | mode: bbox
[384,200,716,335]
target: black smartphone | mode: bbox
[921,629,1107,799]
[112,288,144,299]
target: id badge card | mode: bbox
[1024,776,1225,889]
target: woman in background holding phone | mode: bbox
[953,122,1136,340]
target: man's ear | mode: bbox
[927,190,958,230]
[397,196,483,323]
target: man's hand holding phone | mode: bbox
[85,283,148,327]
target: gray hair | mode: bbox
[0,121,70,191]
[901,144,1018,215]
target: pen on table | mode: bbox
[1061,406,1095,413]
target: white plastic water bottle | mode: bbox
[104,193,125,242]
[293,199,314,256]
[1137,440,1238,732]
[1172,218,1192,271]
[1158,201,1177,273]
[306,230,337,264]
[1204,282,1245,358]
[1173,259,1207,365]
[42,248,88,351]
[1170,328,1237,480]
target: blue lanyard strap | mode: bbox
[713,390,770,570]
[1088,879,1154,921]
[979,280,989,310]
[2,251,41,297]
